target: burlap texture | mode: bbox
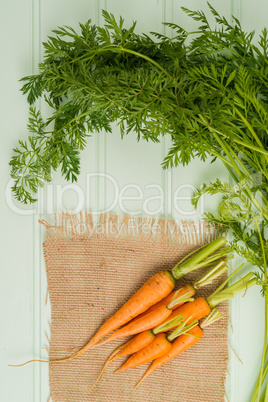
[41,213,229,402]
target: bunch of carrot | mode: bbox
[11,236,229,366]
[10,235,256,393]
[88,270,256,391]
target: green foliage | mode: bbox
[10,7,268,277]
[192,178,267,274]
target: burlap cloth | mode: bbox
[41,213,229,402]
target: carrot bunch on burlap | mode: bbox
[10,236,228,367]
[89,270,255,391]
[88,261,229,392]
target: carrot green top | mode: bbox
[171,236,228,280]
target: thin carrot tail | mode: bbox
[9,359,50,367]
[135,363,155,388]
[88,340,131,393]
[9,342,93,367]
[9,332,122,368]
[9,336,130,369]
[88,352,118,393]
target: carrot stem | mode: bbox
[167,292,194,309]
[200,309,223,329]
[209,263,245,298]
[252,358,268,401]
[192,260,228,289]
[153,315,184,334]
[207,272,257,308]
[171,236,228,279]
[167,318,199,341]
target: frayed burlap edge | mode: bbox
[39,212,223,245]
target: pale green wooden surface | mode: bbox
[0,1,265,401]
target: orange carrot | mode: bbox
[88,330,156,393]
[95,305,172,347]
[157,271,258,334]
[89,313,185,393]
[136,325,203,386]
[94,290,189,351]
[135,309,224,387]
[11,270,174,366]
[157,297,211,332]
[130,259,228,322]
[114,333,172,373]
[135,283,195,320]
[85,271,174,344]
[115,330,155,359]
[135,273,258,386]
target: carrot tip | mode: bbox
[8,359,50,367]
[134,378,144,388]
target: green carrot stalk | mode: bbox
[252,356,268,401]
[167,317,200,341]
[168,309,223,342]
[192,259,229,290]
[171,236,228,279]
[206,272,257,308]
[153,315,185,335]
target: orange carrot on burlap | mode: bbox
[10,236,228,367]
[136,325,203,387]
[11,270,175,366]
[114,334,172,373]
[157,297,211,332]
[135,272,257,386]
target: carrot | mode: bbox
[158,270,257,333]
[11,270,174,366]
[115,330,156,359]
[133,258,228,321]
[10,236,228,367]
[114,315,204,375]
[95,305,172,347]
[88,315,184,393]
[94,288,192,350]
[135,283,195,320]
[157,297,211,332]
[136,325,203,387]
[136,309,223,387]
[113,261,228,373]
[85,270,174,345]
[89,331,160,392]
[114,333,172,373]
[135,272,258,386]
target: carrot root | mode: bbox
[88,341,130,393]
[9,359,50,367]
